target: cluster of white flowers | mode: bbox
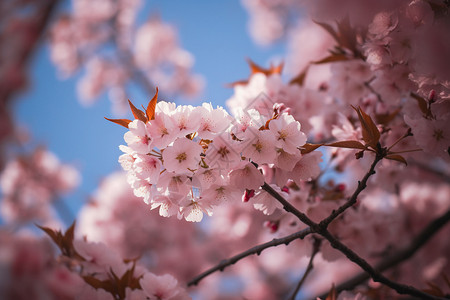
[118,99,311,222]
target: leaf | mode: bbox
[128,100,148,123]
[36,224,62,246]
[289,67,308,86]
[326,140,366,150]
[352,105,380,149]
[146,87,158,121]
[386,154,407,165]
[375,108,400,125]
[300,143,323,155]
[226,79,250,87]
[312,54,349,65]
[325,284,337,300]
[410,92,431,117]
[336,16,357,52]
[314,20,339,44]
[423,281,445,297]
[246,58,284,76]
[104,117,132,129]
[83,276,116,294]
[37,221,79,258]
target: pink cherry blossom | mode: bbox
[162,138,202,173]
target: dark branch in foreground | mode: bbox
[187,227,312,287]
[289,238,322,300]
[189,153,447,300]
[262,153,444,299]
[319,152,384,228]
[315,208,450,299]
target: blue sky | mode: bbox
[13,0,287,223]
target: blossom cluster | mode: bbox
[49,0,204,114]
[0,148,80,225]
[116,91,317,222]
[0,226,190,300]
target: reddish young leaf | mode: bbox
[325,284,337,300]
[386,154,407,165]
[410,92,432,117]
[36,224,62,246]
[326,140,367,150]
[375,108,400,125]
[104,117,132,129]
[312,54,349,65]
[313,20,339,44]
[352,105,380,149]
[128,100,148,123]
[246,58,284,76]
[146,87,159,121]
[289,67,309,86]
[300,143,323,155]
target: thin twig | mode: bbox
[261,183,318,229]
[288,238,322,300]
[315,208,450,299]
[319,152,384,228]
[187,227,312,286]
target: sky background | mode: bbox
[13,0,287,224]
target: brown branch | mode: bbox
[315,208,450,299]
[288,238,322,300]
[187,227,312,287]
[319,151,384,228]
[261,158,444,299]
[318,229,445,300]
[261,183,318,229]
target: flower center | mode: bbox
[218,146,230,158]
[433,129,444,141]
[176,152,187,162]
[253,141,263,152]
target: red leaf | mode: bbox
[247,58,284,76]
[326,140,367,150]
[352,105,380,149]
[325,284,337,300]
[312,54,349,65]
[300,143,323,155]
[386,154,407,165]
[146,87,158,121]
[128,100,148,123]
[289,67,309,86]
[410,92,432,117]
[314,20,340,44]
[104,117,132,129]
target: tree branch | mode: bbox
[261,183,317,229]
[315,208,450,299]
[318,229,445,300]
[261,157,444,299]
[319,152,384,228]
[289,238,322,300]
[187,227,312,287]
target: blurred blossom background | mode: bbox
[6,0,287,224]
